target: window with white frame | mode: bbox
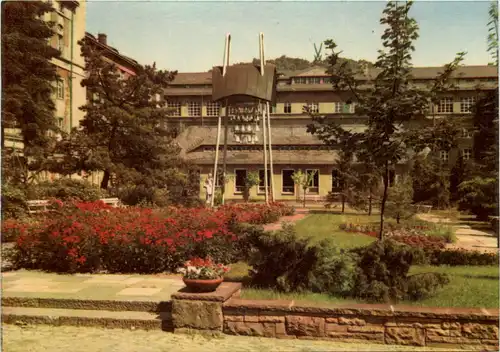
[234,169,247,193]
[335,102,355,114]
[282,169,295,194]
[56,80,64,99]
[258,169,271,193]
[462,148,472,160]
[188,101,201,116]
[307,102,319,113]
[460,97,476,113]
[167,101,181,116]
[306,169,319,193]
[439,150,449,162]
[206,101,220,117]
[294,77,307,84]
[437,98,453,113]
[284,102,292,114]
[462,128,473,138]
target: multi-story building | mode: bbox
[168,65,498,202]
[4,0,86,152]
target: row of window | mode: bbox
[167,97,476,117]
[292,77,332,85]
[439,148,472,161]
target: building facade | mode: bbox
[168,65,498,202]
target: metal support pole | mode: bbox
[266,102,275,202]
[211,115,222,208]
[222,99,229,205]
[262,102,269,205]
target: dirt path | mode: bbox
[262,209,309,232]
[417,213,499,253]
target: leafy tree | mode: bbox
[243,171,260,202]
[350,160,382,215]
[291,169,317,207]
[2,1,60,183]
[411,154,451,209]
[458,177,498,220]
[473,89,498,173]
[487,1,499,66]
[449,155,473,203]
[49,38,186,204]
[307,1,464,238]
[385,175,415,224]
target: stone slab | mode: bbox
[172,282,241,302]
[117,288,163,297]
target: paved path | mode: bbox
[417,213,499,253]
[1,270,184,301]
[262,209,309,232]
[2,324,458,352]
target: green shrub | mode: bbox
[352,239,449,303]
[1,183,27,219]
[428,249,499,266]
[458,177,498,221]
[34,178,107,201]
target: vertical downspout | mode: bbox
[69,10,74,131]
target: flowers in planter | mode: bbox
[177,257,230,280]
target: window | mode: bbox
[167,101,181,116]
[307,102,319,113]
[258,169,271,193]
[308,77,320,84]
[294,77,306,84]
[322,77,332,84]
[439,150,449,162]
[332,169,342,191]
[284,102,292,114]
[188,101,201,116]
[206,101,220,117]
[57,34,64,55]
[460,97,476,113]
[234,169,247,193]
[437,98,453,113]
[282,169,295,194]
[306,169,319,193]
[462,148,472,160]
[462,128,473,138]
[57,117,63,128]
[56,80,64,99]
[335,102,355,114]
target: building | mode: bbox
[48,0,87,133]
[4,0,86,152]
[168,65,498,202]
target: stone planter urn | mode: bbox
[183,277,223,293]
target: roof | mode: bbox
[168,65,497,86]
[85,33,140,70]
[175,125,367,153]
[183,149,339,165]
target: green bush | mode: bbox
[1,183,28,219]
[458,177,498,220]
[34,178,107,201]
[352,240,449,303]
[428,249,499,266]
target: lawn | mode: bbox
[227,212,499,308]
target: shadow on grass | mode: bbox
[458,274,500,280]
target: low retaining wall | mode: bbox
[171,283,499,350]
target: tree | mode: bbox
[243,171,260,202]
[307,1,464,239]
[487,1,499,66]
[411,154,451,209]
[2,1,60,182]
[458,177,498,220]
[385,175,415,224]
[449,155,473,203]
[473,89,498,173]
[50,38,184,203]
[313,43,323,64]
[291,169,317,208]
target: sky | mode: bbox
[86,1,493,73]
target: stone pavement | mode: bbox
[1,270,184,302]
[2,324,460,352]
[417,213,499,253]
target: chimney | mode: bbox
[97,33,107,46]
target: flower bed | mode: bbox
[10,200,294,274]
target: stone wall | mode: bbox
[222,299,499,350]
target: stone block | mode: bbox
[244,315,259,322]
[225,315,243,322]
[224,321,275,337]
[325,324,349,333]
[442,321,461,329]
[258,315,285,323]
[275,322,286,336]
[172,300,222,331]
[385,327,425,346]
[338,317,366,326]
[462,323,499,340]
[325,317,338,323]
[326,331,384,341]
[286,316,325,337]
[426,335,481,345]
[347,326,384,334]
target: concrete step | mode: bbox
[2,306,172,331]
[2,297,170,313]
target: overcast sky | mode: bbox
[86,0,493,72]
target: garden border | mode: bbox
[171,284,499,350]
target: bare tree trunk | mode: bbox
[100,169,110,190]
[368,189,373,216]
[341,192,345,213]
[379,161,390,240]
